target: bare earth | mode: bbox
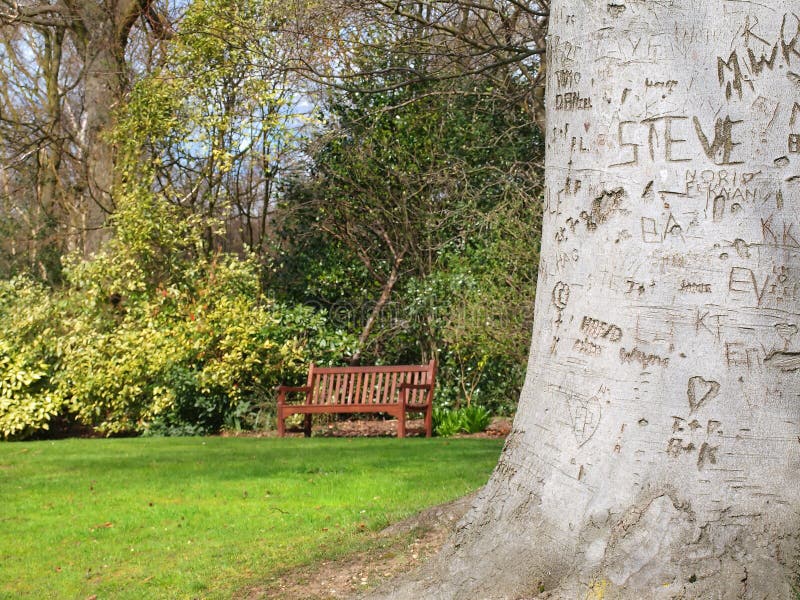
[222,416,512,439]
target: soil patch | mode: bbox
[221,417,512,439]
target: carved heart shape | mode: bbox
[775,323,798,341]
[687,376,720,413]
[568,394,602,447]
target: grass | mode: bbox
[0,436,503,599]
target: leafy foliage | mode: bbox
[433,406,492,437]
[0,278,60,438]
[277,74,542,412]
[0,247,355,440]
[65,254,354,435]
[0,0,357,440]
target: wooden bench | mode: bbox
[276,360,437,438]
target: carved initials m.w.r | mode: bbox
[718,50,747,99]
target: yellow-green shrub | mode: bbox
[0,279,62,439]
[0,256,355,439]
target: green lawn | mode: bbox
[0,436,503,598]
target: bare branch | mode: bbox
[0,0,69,27]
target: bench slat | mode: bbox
[376,371,384,403]
[363,371,375,405]
[385,372,395,403]
[314,373,323,405]
[312,364,431,374]
[333,372,343,404]
[341,372,350,404]
[325,373,332,405]
[378,371,388,404]
[369,372,376,404]
[326,372,335,405]
[342,372,351,404]
[353,370,363,405]
[388,371,398,406]
[342,371,351,404]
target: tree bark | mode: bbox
[367,1,800,598]
[65,0,146,255]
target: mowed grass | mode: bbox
[0,436,503,599]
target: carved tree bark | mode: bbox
[370,1,800,598]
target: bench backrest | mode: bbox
[305,360,436,406]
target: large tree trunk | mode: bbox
[369,1,800,598]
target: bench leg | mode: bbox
[425,405,432,438]
[398,409,406,438]
[303,414,312,437]
[277,409,285,437]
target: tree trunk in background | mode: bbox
[2,1,169,258]
[66,1,140,255]
[371,1,800,598]
[73,30,121,254]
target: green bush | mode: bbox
[432,407,462,437]
[460,405,492,433]
[0,85,360,440]
[0,278,61,439]
[433,405,492,437]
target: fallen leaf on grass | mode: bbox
[89,522,113,531]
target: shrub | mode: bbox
[57,254,356,436]
[433,405,492,437]
[0,278,61,439]
[432,407,462,437]
[459,405,492,433]
[0,255,356,439]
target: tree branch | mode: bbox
[0,0,69,27]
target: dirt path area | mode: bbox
[236,492,478,599]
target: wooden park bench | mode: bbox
[276,360,437,438]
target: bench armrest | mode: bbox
[276,385,311,405]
